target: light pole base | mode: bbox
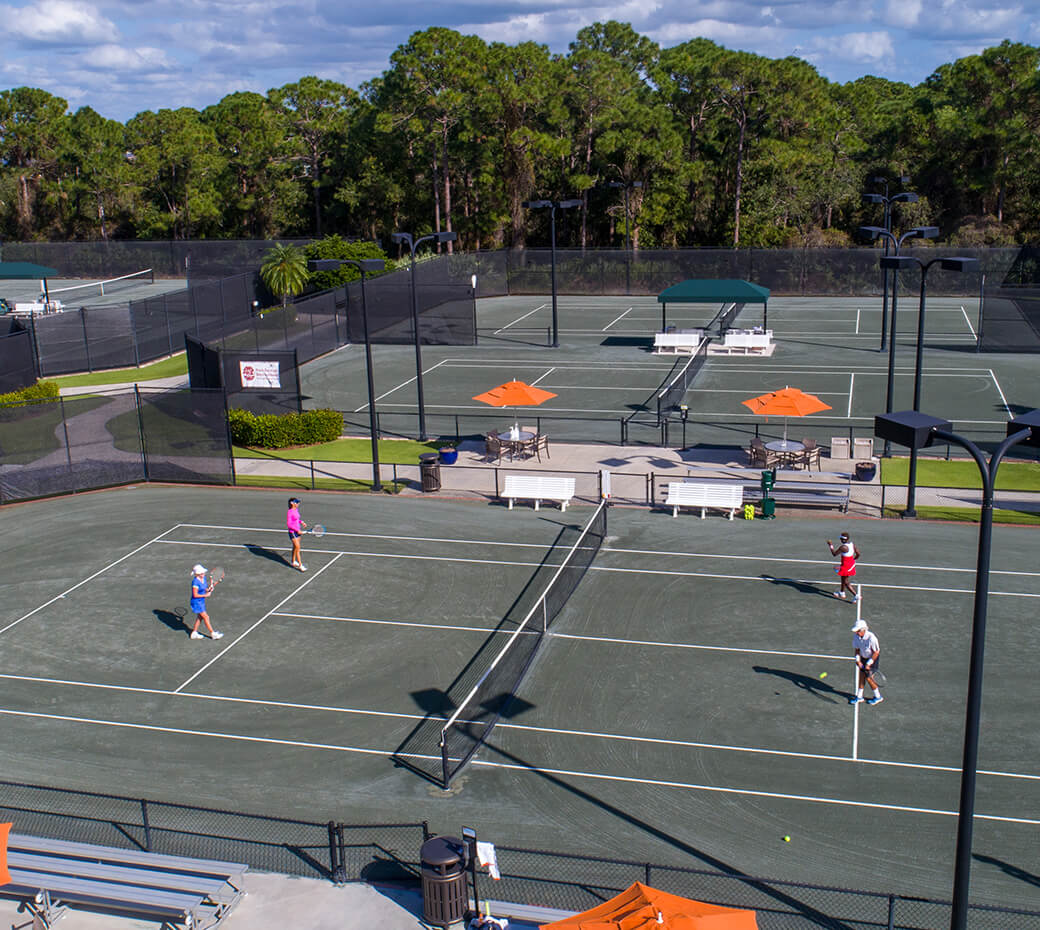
[900,509,917,519]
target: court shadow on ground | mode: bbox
[391,519,586,787]
[153,608,189,636]
[600,336,654,349]
[753,665,846,704]
[973,853,1040,890]
[760,573,833,600]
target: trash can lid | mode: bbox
[421,835,463,866]
[419,453,440,463]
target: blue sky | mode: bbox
[0,0,1036,121]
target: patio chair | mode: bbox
[484,434,503,464]
[532,433,550,461]
[748,437,769,467]
[800,438,821,471]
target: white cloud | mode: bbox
[824,30,895,63]
[883,0,922,29]
[4,0,116,45]
[83,45,175,72]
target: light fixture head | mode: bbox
[390,232,411,244]
[880,255,918,271]
[863,193,885,204]
[891,192,919,203]
[1007,409,1040,447]
[909,226,939,239]
[875,411,952,450]
[521,200,551,209]
[632,181,643,189]
[606,181,623,189]
[858,226,886,241]
[940,257,979,273]
[558,199,582,209]
[432,231,457,243]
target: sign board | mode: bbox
[239,360,281,389]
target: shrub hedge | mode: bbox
[228,407,343,448]
[0,380,60,406]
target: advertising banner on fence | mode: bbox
[239,360,280,389]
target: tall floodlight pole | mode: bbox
[864,176,917,352]
[858,225,938,456]
[877,255,980,516]
[309,258,386,491]
[390,230,457,441]
[608,180,643,295]
[522,199,581,347]
[875,409,1040,930]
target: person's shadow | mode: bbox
[753,665,847,703]
[760,573,833,599]
[153,608,189,636]
[246,542,290,567]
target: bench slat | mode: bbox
[502,475,576,511]
[5,868,209,914]
[665,482,742,519]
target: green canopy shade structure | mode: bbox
[657,278,770,330]
[0,262,61,307]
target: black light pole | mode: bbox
[858,225,938,455]
[390,230,457,441]
[522,199,581,347]
[879,255,979,516]
[875,409,1040,930]
[864,177,917,351]
[309,258,386,491]
[607,180,643,295]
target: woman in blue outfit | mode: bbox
[189,564,223,640]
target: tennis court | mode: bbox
[1,485,1038,912]
[302,294,1026,449]
[0,269,184,308]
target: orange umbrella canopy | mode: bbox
[473,379,558,408]
[540,882,758,930]
[741,386,831,418]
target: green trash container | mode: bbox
[761,496,776,519]
[760,469,776,494]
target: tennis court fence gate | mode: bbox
[2,776,1038,929]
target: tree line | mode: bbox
[0,24,1037,251]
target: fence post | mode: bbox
[886,894,896,930]
[141,799,152,852]
[80,308,92,372]
[311,461,316,490]
[135,385,150,481]
[327,821,346,884]
[60,397,74,473]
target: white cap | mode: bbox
[192,564,207,575]
[851,619,868,632]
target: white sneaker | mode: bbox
[833,591,846,599]
[211,631,224,640]
[298,564,307,572]
[867,695,884,705]
[852,594,861,603]
[190,631,204,640]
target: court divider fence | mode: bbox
[2,775,1038,928]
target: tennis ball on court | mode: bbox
[783,835,791,842]
[819,672,828,679]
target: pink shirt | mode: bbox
[287,508,302,532]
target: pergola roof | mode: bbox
[0,261,59,278]
[658,279,770,303]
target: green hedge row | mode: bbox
[0,380,60,407]
[228,408,343,448]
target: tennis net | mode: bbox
[45,269,155,302]
[656,340,709,423]
[439,500,608,787]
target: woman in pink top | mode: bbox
[286,497,308,571]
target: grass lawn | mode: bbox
[51,353,188,388]
[881,505,1040,525]
[880,457,1040,491]
[233,474,406,493]
[234,436,448,464]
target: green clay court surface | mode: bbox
[302,296,1035,449]
[1,485,1038,910]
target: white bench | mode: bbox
[502,475,576,511]
[717,329,772,354]
[654,329,703,354]
[665,482,743,519]
[2,833,247,928]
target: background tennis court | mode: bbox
[1,484,1037,913]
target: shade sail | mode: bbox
[540,881,758,930]
[0,262,59,278]
[657,280,770,304]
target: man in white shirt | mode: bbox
[850,619,883,705]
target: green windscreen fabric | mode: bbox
[657,279,770,303]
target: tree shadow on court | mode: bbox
[153,608,189,636]
[752,666,846,704]
[245,542,289,567]
[390,518,587,786]
[478,740,860,930]
[973,853,1040,890]
[760,573,834,599]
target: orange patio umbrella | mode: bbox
[742,386,831,442]
[0,821,11,886]
[540,881,758,930]
[473,379,558,432]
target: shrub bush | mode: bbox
[0,380,60,407]
[228,408,343,448]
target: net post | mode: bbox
[440,737,451,788]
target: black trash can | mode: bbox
[419,453,442,492]
[420,835,468,928]
[855,461,877,482]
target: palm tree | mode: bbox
[260,243,309,309]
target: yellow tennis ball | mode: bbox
[819,672,828,679]
[783,835,791,842]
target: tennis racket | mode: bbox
[307,524,326,537]
[209,567,225,587]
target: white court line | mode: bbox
[602,307,633,330]
[0,526,179,637]
[1,672,1037,783]
[989,369,1012,417]
[551,631,847,660]
[174,553,345,693]
[1,707,1036,825]
[493,305,546,334]
[530,368,555,386]
[847,372,854,418]
[962,306,977,339]
[852,591,863,759]
[367,359,448,408]
[855,309,861,334]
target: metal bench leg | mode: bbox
[533,499,540,511]
[700,507,706,519]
